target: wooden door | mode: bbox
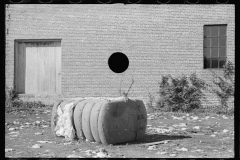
[15,41,61,95]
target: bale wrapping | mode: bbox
[73,97,147,145]
[98,98,147,145]
[51,97,147,145]
[51,99,84,140]
[73,100,88,140]
[51,100,63,137]
[90,101,106,143]
[82,101,96,142]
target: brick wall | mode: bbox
[5,4,235,106]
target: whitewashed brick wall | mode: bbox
[5,4,235,106]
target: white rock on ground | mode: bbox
[222,115,229,119]
[5,148,14,152]
[195,149,204,152]
[8,128,15,131]
[181,128,188,131]
[9,131,19,135]
[95,150,109,158]
[156,151,167,155]
[34,132,43,135]
[175,147,188,151]
[148,145,157,150]
[223,129,229,133]
[169,153,177,157]
[191,116,199,120]
[193,126,200,130]
[178,123,187,127]
[31,144,41,148]
[67,154,85,158]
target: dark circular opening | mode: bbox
[108,52,129,73]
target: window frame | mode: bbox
[203,24,227,69]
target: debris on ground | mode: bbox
[194,149,204,152]
[41,125,49,128]
[143,140,171,146]
[181,128,188,131]
[67,154,85,158]
[63,142,72,145]
[31,144,41,148]
[193,126,200,130]
[8,128,16,131]
[172,116,184,120]
[13,121,20,125]
[94,148,109,158]
[5,103,234,158]
[169,153,178,157]
[84,150,96,156]
[24,122,31,125]
[35,121,41,124]
[223,129,229,133]
[222,115,229,119]
[191,116,199,120]
[175,147,188,152]
[148,145,157,150]
[9,131,19,135]
[147,114,155,120]
[202,116,210,120]
[156,151,167,155]
[37,141,53,144]
[5,148,14,152]
[34,132,43,135]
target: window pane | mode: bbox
[219,58,226,68]
[204,26,211,37]
[219,37,226,47]
[204,38,211,47]
[204,57,210,69]
[219,48,226,57]
[211,26,218,37]
[204,48,210,57]
[211,48,218,57]
[219,26,226,36]
[211,58,219,68]
[212,38,218,47]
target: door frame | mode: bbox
[14,39,62,95]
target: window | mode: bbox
[203,25,227,69]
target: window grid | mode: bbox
[203,25,227,69]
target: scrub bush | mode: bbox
[5,87,50,112]
[156,73,209,112]
[210,61,235,112]
[5,87,18,111]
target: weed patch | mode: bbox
[155,73,209,113]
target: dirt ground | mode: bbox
[5,105,234,158]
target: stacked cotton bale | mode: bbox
[51,97,147,145]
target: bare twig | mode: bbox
[125,75,134,97]
[119,73,124,96]
[142,140,171,146]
